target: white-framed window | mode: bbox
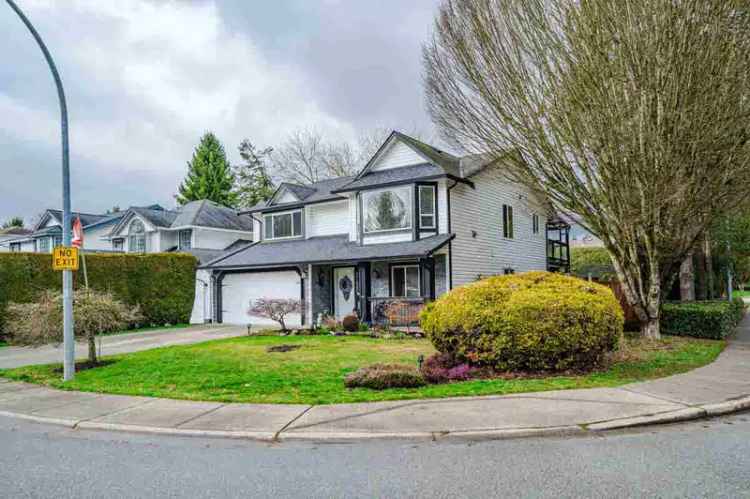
[53,235,62,248]
[418,185,436,230]
[532,213,540,234]
[263,210,302,240]
[363,186,412,233]
[112,239,124,252]
[391,264,421,298]
[502,204,514,239]
[178,229,192,250]
[9,242,21,252]
[128,219,146,253]
[37,237,50,253]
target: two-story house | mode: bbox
[2,209,127,253]
[201,131,569,328]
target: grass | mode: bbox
[0,334,724,405]
[734,289,750,298]
[0,340,6,348]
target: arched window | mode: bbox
[128,219,146,253]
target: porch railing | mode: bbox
[369,297,427,327]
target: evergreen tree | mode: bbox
[233,139,275,208]
[1,216,24,229]
[176,132,237,207]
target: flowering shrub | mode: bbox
[420,353,480,383]
[344,363,426,389]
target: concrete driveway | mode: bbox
[0,324,250,369]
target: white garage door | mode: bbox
[221,271,302,327]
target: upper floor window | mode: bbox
[264,210,302,240]
[532,214,540,234]
[178,229,192,250]
[129,219,146,253]
[37,237,50,253]
[363,186,412,233]
[502,204,514,239]
[418,185,437,230]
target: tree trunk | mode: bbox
[695,240,707,300]
[87,334,97,365]
[642,315,660,340]
[705,233,715,299]
[679,250,695,301]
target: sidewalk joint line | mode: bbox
[72,398,160,427]
[174,404,226,428]
[274,405,314,440]
[617,386,691,407]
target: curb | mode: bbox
[2,398,748,442]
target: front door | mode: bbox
[333,266,356,320]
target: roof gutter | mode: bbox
[330,174,473,195]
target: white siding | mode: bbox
[193,227,254,250]
[437,179,449,234]
[349,195,358,242]
[370,140,425,171]
[277,190,298,203]
[82,224,114,251]
[190,269,212,324]
[307,201,349,237]
[362,231,412,245]
[450,165,548,287]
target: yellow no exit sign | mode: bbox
[53,246,79,271]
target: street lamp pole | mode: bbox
[6,0,75,380]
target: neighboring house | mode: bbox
[106,200,255,324]
[200,131,570,328]
[1,209,126,253]
[0,226,32,252]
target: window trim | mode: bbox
[417,184,437,231]
[362,186,413,234]
[390,264,421,298]
[128,219,146,253]
[112,238,124,251]
[532,213,540,235]
[9,242,21,252]
[262,209,303,241]
[37,237,51,253]
[178,229,193,250]
[502,204,514,239]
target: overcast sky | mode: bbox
[0,0,440,222]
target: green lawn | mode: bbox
[734,289,750,298]
[0,335,724,405]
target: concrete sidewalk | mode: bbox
[0,324,250,369]
[1,323,749,442]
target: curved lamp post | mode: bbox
[6,0,75,380]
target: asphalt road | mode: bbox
[2,413,749,498]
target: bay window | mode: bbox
[363,186,412,233]
[264,210,302,240]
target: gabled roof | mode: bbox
[244,176,354,214]
[171,200,254,231]
[130,206,178,228]
[201,233,454,270]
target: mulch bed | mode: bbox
[266,344,302,353]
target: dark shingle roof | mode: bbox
[202,233,454,269]
[331,164,447,193]
[0,227,31,236]
[130,206,178,228]
[172,200,254,231]
[245,176,354,213]
[47,210,110,227]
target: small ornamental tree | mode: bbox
[248,298,302,332]
[4,290,141,365]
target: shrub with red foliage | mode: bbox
[420,352,480,384]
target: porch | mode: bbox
[309,255,448,327]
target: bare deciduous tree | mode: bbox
[248,298,302,332]
[270,126,430,185]
[424,0,750,338]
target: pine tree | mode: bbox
[176,132,238,207]
[1,216,24,229]
[233,139,275,208]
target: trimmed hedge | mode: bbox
[661,298,745,339]
[0,253,196,332]
[420,271,623,372]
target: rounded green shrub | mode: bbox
[420,271,623,372]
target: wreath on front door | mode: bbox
[339,275,353,301]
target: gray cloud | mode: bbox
[0,0,439,222]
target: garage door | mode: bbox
[220,270,302,327]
